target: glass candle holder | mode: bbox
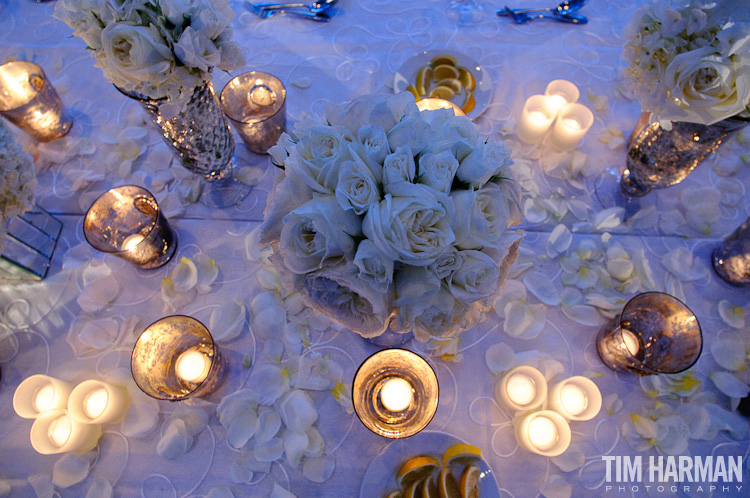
[596,292,703,375]
[517,95,556,144]
[495,366,547,413]
[548,103,594,151]
[83,186,177,270]
[416,98,466,116]
[514,410,571,457]
[131,315,227,401]
[30,409,102,455]
[13,374,72,419]
[67,380,131,425]
[712,215,750,286]
[544,79,580,115]
[0,61,73,142]
[220,72,286,155]
[352,349,439,439]
[547,376,601,421]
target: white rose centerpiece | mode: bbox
[0,121,37,253]
[259,93,523,343]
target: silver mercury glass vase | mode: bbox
[712,215,750,287]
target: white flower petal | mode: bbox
[305,427,325,457]
[248,364,290,405]
[77,275,119,312]
[718,300,745,329]
[593,207,624,230]
[630,414,657,439]
[28,474,54,498]
[302,455,335,483]
[660,248,707,281]
[710,339,748,372]
[229,463,254,484]
[551,449,585,472]
[206,487,235,498]
[284,431,309,468]
[227,412,259,449]
[173,405,209,437]
[485,342,517,374]
[607,258,634,281]
[256,410,282,443]
[561,304,602,326]
[77,318,119,350]
[540,475,572,498]
[52,453,91,488]
[280,390,318,433]
[210,300,247,342]
[86,478,113,498]
[170,257,199,292]
[121,401,160,438]
[254,438,285,462]
[271,483,298,498]
[194,253,218,294]
[250,292,280,315]
[709,372,750,398]
[547,224,572,257]
[252,306,287,338]
[523,272,561,305]
[157,419,192,460]
[236,166,265,186]
[627,206,658,230]
[264,339,285,363]
[675,403,711,440]
[82,260,112,285]
[603,393,622,416]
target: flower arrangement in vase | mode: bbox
[258,93,523,344]
[0,121,36,253]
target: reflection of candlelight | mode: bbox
[33,384,55,413]
[548,376,602,421]
[527,416,558,451]
[30,409,102,454]
[562,118,582,130]
[83,388,109,419]
[495,366,547,412]
[515,410,571,457]
[559,384,587,416]
[175,349,211,384]
[547,94,567,113]
[380,377,413,412]
[518,95,556,144]
[13,375,72,419]
[68,380,131,425]
[121,234,145,252]
[505,373,536,406]
[621,329,640,355]
[47,414,72,447]
[544,80,580,116]
[416,98,466,116]
[549,103,593,151]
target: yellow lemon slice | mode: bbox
[458,465,481,498]
[461,93,476,115]
[431,64,460,81]
[431,55,458,68]
[457,67,475,92]
[416,66,433,96]
[422,474,439,498]
[437,467,461,498]
[397,455,440,489]
[429,86,456,100]
[386,492,404,498]
[403,480,420,498]
[442,444,483,467]
[435,78,463,95]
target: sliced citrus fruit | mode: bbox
[403,480,421,498]
[435,78,463,94]
[397,455,440,489]
[416,66,433,96]
[386,492,404,498]
[431,64,460,81]
[442,444,482,467]
[422,474,439,498]
[429,86,456,100]
[458,465,480,498]
[457,66,475,91]
[431,55,458,68]
[461,92,476,114]
[437,467,461,498]
[405,85,420,101]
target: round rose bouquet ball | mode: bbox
[258,93,523,341]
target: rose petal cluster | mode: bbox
[259,93,523,341]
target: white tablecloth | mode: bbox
[1,1,750,497]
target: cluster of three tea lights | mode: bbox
[13,375,129,454]
[496,366,602,457]
[518,80,594,150]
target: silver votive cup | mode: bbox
[131,315,227,401]
[0,61,73,142]
[220,72,286,154]
[83,185,177,270]
[712,215,750,286]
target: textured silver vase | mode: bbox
[712,215,750,287]
[621,113,749,197]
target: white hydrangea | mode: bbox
[0,121,37,253]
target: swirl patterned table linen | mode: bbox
[1,1,750,497]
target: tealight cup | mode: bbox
[30,409,102,455]
[547,376,602,421]
[13,374,72,419]
[518,95,556,144]
[515,410,571,457]
[544,80,580,115]
[495,366,547,412]
[68,380,131,425]
[548,103,593,151]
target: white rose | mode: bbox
[718,22,750,59]
[259,171,314,246]
[335,154,380,215]
[448,250,500,303]
[326,92,418,135]
[279,194,361,274]
[353,239,394,292]
[495,178,523,227]
[387,113,430,155]
[455,140,513,188]
[429,246,464,280]
[100,0,148,23]
[392,265,442,332]
[174,26,221,72]
[99,24,173,87]
[382,145,416,195]
[362,183,455,266]
[189,0,232,40]
[158,0,199,25]
[413,290,480,340]
[357,124,391,164]
[417,150,459,194]
[432,114,479,146]
[662,45,750,124]
[53,0,106,49]
[451,184,510,249]
[287,125,354,193]
[268,133,296,167]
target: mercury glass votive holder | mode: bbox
[712,215,750,286]
[352,348,439,439]
[596,292,702,375]
[220,72,286,155]
[83,186,177,270]
[0,61,73,142]
[131,315,227,401]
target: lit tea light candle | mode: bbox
[0,61,73,142]
[121,234,146,252]
[544,80,580,115]
[548,103,594,151]
[495,366,547,412]
[548,376,602,421]
[13,375,72,419]
[517,95,556,144]
[175,349,211,384]
[30,409,102,455]
[68,380,131,425]
[352,349,439,439]
[621,328,640,356]
[515,410,571,457]
[416,98,466,116]
[380,377,414,412]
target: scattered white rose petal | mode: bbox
[709,372,750,399]
[227,412,259,449]
[710,338,747,371]
[271,483,298,498]
[77,318,119,350]
[252,306,287,337]
[561,304,601,326]
[85,478,112,498]
[256,409,282,443]
[251,292,279,315]
[523,272,561,305]
[547,224,572,257]
[280,390,318,433]
[305,427,325,457]
[52,453,91,488]
[284,431,309,468]
[77,275,119,312]
[660,248,707,281]
[254,437,285,462]
[291,77,311,89]
[230,463,254,484]
[627,206,658,229]
[206,487,235,498]
[157,419,192,460]
[629,414,657,439]
[210,300,246,342]
[194,253,218,293]
[540,475,572,498]
[485,342,516,374]
[248,364,289,405]
[121,401,160,438]
[173,405,209,437]
[237,166,265,186]
[170,257,199,291]
[28,474,54,498]
[551,449,585,472]
[302,455,335,483]
[607,258,634,281]
[718,300,745,329]
[603,393,622,416]
[264,339,284,363]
